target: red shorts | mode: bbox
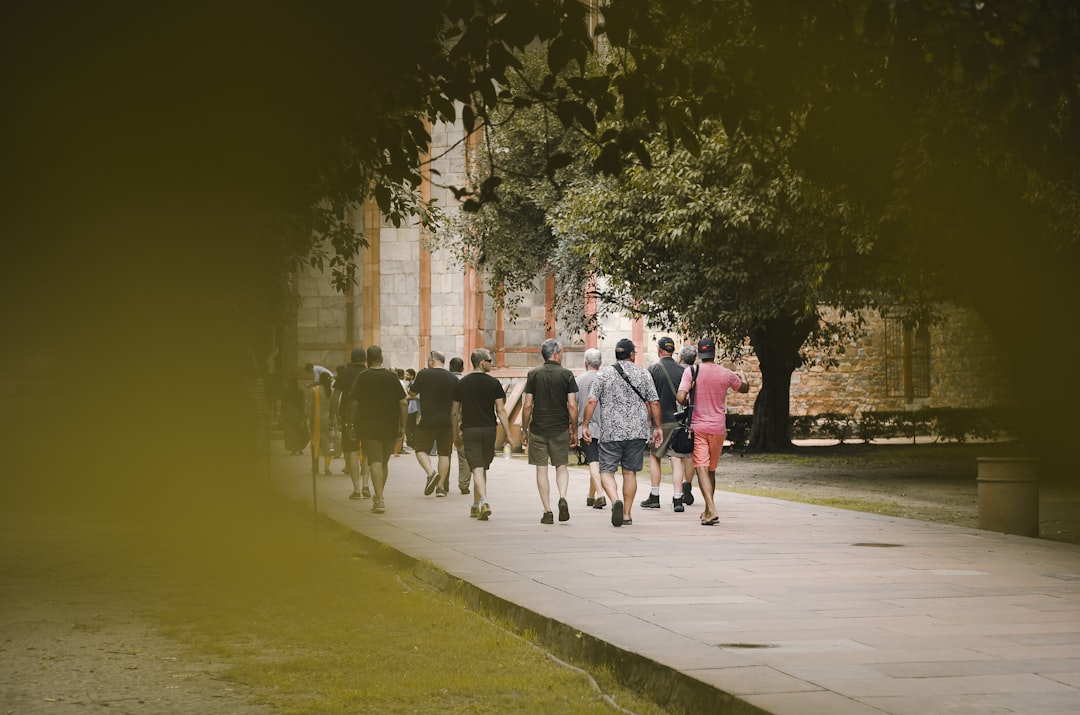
[692,432,726,471]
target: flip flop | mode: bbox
[701,515,719,526]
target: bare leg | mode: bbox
[345,450,360,492]
[555,464,570,499]
[670,455,685,494]
[535,465,552,513]
[436,455,451,489]
[622,469,638,519]
[697,465,717,520]
[473,466,487,500]
[600,471,619,504]
[588,462,602,499]
[648,451,663,490]
[371,461,387,501]
[415,449,433,477]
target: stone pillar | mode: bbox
[976,457,1039,537]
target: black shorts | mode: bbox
[361,438,392,465]
[582,436,600,463]
[414,424,453,456]
[462,426,496,471]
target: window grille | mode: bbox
[885,317,930,400]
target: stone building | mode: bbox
[278,116,1014,433]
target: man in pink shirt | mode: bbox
[676,337,749,525]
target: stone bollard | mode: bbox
[976,457,1039,537]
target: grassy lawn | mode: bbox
[116,495,670,715]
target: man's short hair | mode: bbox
[430,350,445,364]
[350,347,366,364]
[470,348,491,368]
[366,345,383,366]
[540,338,561,361]
[583,348,602,369]
[449,357,464,373]
[679,346,697,365]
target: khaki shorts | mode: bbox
[527,431,570,467]
[650,421,691,458]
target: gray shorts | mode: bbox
[651,421,691,458]
[527,431,570,467]
[598,439,646,474]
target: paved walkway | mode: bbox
[272,446,1080,715]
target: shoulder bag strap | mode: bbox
[613,363,648,402]
[660,360,678,397]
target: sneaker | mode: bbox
[372,499,385,514]
[622,518,633,526]
[478,503,491,521]
[540,511,554,525]
[586,497,595,507]
[349,491,363,500]
[361,486,371,498]
[436,487,448,497]
[611,500,624,527]
[460,486,470,495]
[558,497,570,522]
[424,471,440,496]
[682,481,695,506]
[592,495,607,509]
[640,493,660,509]
[673,496,685,513]
[470,504,480,518]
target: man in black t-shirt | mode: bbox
[642,336,696,512]
[347,345,406,514]
[451,348,511,521]
[409,350,460,497]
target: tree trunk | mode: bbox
[745,313,816,453]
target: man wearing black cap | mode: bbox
[581,338,663,527]
[332,347,369,499]
[676,337,749,525]
[642,336,695,512]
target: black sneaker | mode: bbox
[540,511,554,525]
[424,471,440,496]
[436,487,448,497]
[558,497,570,522]
[640,493,660,509]
[361,486,371,498]
[460,486,470,495]
[682,481,695,506]
[611,500,624,527]
[673,496,685,512]
[349,491,363,500]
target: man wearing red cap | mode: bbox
[676,338,749,525]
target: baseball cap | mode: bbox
[657,336,676,353]
[615,338,636,360]
[696,337,716,359]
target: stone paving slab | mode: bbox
[273,447,1080,715]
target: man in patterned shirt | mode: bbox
[581,339,663,527]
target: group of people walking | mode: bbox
[290,335,748,528]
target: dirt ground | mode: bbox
[4,444,1077,714]
[712,444,1080,546]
